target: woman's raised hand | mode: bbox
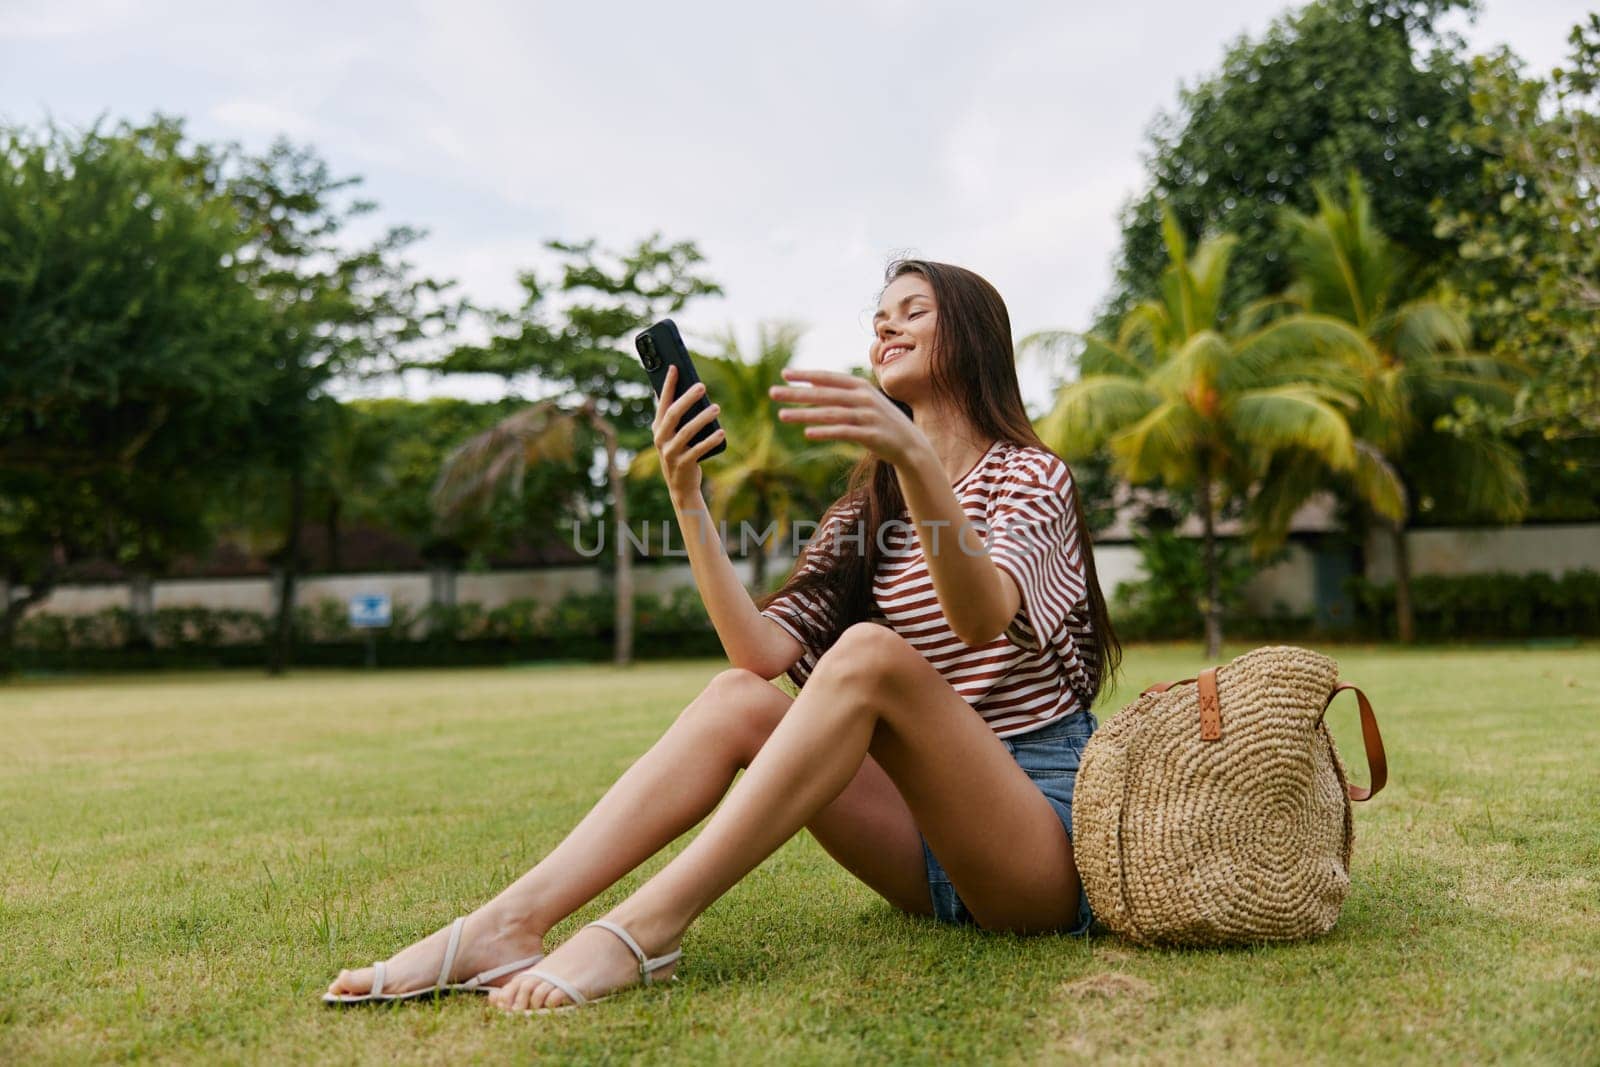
[653,363,725,501]
[769,368,930,471]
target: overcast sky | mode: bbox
[2,0,1587,413]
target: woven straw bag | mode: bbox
[1072,645,1388,946]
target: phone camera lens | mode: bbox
[637,333,661,370]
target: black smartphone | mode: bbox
[635,318,727,460]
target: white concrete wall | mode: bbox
[22,524,1599,628]
[455,567,599,611]
[1086,541,1319,617]
[1089,543,1143,601]
[1364,524,1600,582]
[1242,543,1320,617]
[154,577,275,611]
[28,584,129,614]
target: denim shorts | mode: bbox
[920,708,1099,935]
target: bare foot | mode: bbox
[488,920,679,1012]
[326,912,545,998]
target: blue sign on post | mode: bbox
[349,593,392,629]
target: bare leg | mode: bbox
[328,666,928,997]
[494,623,1081,1012]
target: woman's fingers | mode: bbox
[669,402,722,452]
[768,384,865,407]
[778,405,861,425]
[687,426,727,458]
[780,367,861,388]
[656,381,707,444]
[802,423,870,441]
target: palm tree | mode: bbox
[629,323,851,590]
[1023,207,1379,657]
[431,398,635,664]
[1264,173,1528,642]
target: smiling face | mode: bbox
[869,272,938,404]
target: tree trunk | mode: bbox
[129,572,155,650]
[751,493,771,591]
[1198,468,1223,659]
[605,429,633,666]
[428,562,457,639]
[1389,520,1415,644]
[268,464,305,676]
[326,498,342,573]
[1,570,55,678]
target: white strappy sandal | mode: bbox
[519,919,681,1015]
[321,915,545,1005]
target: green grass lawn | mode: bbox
[3,643,1597,1065]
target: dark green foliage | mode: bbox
[325,397,590,564]
[1107,0,1482,323]
[0,118,282,671]
[1436,17,1600,517]
[216,131,460,673]
[1109,528,1276,640]
[1347,569,1600,639]
[0,119,268,463]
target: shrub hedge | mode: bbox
[1345,569,1600,640]
[11,570,1596,672]
[12,586,721,671]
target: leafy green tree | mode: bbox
[430,234,722,620]
[1437,16,1600,515]
[435,234,720,429]
[1111,527,1269,641]
[337,398,577,562]
[304,403,396,574]
[1255,172,1526,641]
[205,396,572,583]
[1107,0,1484,323]
[0,118,273,673]
[1026,209,1376,656]
[224,136,460,674]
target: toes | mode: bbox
[329,967,371,995]
[512,977,538,1014]
[492,977,521,1011]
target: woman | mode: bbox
[324,259,1121,1013]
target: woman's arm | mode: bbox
[771,367,1020,648]
[894,448,1021,646]
[653,365,805,679]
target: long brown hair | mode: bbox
[757,258,1122,704]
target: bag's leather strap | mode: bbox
[1140,668,1222,741]
[1319,682,1388,802]
[1140,673,1389,800]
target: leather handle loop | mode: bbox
[1141,676,1195,697]
[1319,682,1388,802]
[1140,671,1222,741]
[1196,667,1222,741]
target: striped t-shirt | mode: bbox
[759,438,1098,738]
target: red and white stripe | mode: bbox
[761,440,1098,738]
